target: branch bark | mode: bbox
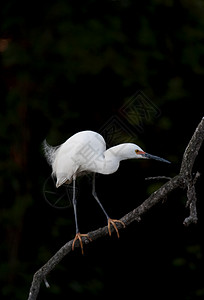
[28,117,204,300]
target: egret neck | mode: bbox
[88,143,138,175]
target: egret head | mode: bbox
[135,147,170,164]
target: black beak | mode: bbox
[144,152,171,164]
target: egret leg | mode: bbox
[71,177,91,255]
[92,173,110,219]
[72,177,79,233]
[92,173,125,238]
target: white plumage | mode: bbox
[43,130,170,254]
[44,130,146,187]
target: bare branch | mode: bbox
[183,172,200,226]
[183,182,198,226]
[28,117,204,300]
[180,117,204,177]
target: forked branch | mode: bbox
[28,117,204,300]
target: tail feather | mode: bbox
[42,140,59,166]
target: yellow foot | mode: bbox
[108,218,126,238]
[72,232,92,255]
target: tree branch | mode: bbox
[28,117,204,300]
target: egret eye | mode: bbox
[135,149,139,154]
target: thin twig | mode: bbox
[44,278,50,289]
[145,176,172,181]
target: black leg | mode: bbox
[92,173,125,238]
[92,173,110,220]
[72,177,79,234]
[71,177,92,254]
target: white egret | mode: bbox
[43,130,170,254]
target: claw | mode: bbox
[72,233,92,255]
[108,218,126,238]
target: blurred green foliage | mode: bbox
[0,0,204,299]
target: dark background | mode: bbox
[1,0,204,299]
